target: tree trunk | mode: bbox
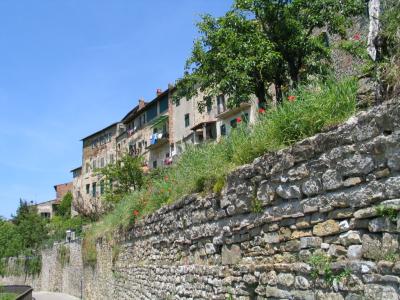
[274,81,283,104]
[288,57,301,87]
[255,82,267,109]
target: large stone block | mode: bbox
[302,178,323,197]
[322,169,343,191]
[221,245,241,265]
[257,180,276,205]
[276,184,302,199]
[364,284,399,300]
[313,220,340,237]
[338,154,375,176]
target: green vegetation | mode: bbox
[97,154,144,204]
[0,293,17,300]
[375,205,398,223]
[175,0,364,107]
[251,198,263,214]
[57,245,70,267]
[55,192,73,218]
[82,233,97,268]
[309,252,351,286]
[0,194,89,276]
[380,0,400,97]
[83,76,358,264]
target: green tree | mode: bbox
[176,0,365,108]
[12,200,47,249]
[175,11,281,109]
[235,0,364,85]
[98,154,144,203]
[56,191,73,218]
[0,219,23,258]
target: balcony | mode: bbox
[216,102,251,119]
[146,132,169,150]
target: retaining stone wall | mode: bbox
[83,99,400,299]
[2,99,400,300]
[0,242,83,298]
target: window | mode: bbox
[142,114,146,125]
[159,95,168,113]
[217,95,226,114]
[220,124,227,136]
[110,154,114,164]
[153,160,157,168]
[100,157,105,168]
[92,182,97,197]
[205,96,212,113]
[184,113,190,127]
[86,184,90,194]
[92,159,97,170]
[41,212,50,219]
[175,98,180,106]
[100,180,105,195]
[146,103,158,122]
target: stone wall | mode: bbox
[85,98,400,299]
[2,99,399,299]
[0,241,83,299]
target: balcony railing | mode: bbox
[147,132,169,150]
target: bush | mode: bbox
[56,192,73,218]
[45,215,87,246]
[98,154,144,204]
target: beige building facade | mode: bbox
[70,85,260,217]
[72,123,123,216]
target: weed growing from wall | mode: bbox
[309,252,351,286]
[82,234,97,268]
[375,205,398,222]
[57,245,70,268]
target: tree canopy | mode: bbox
[56,191,73,218]
[98,154,144,203]
[175,0,365,108]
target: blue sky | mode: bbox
[0,0,232,218]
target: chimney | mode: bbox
[138,98,146,110]
[156,88,163,96]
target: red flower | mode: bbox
[258,108,265,114]
[288,95,296,102]
[164,176,169,181]
[353,33,361,41]
[236,117,242,123]
[133,210,139,216]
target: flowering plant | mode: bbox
[288,95,296,102]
